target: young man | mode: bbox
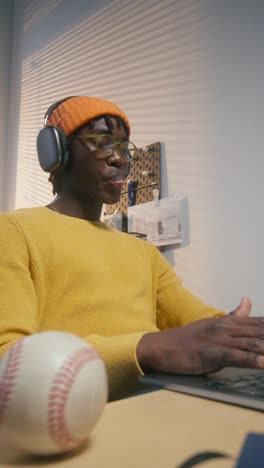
[0,96,263,401]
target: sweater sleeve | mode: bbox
[0,214,39,356]
[150,246,225,329]
[85,332,147,401]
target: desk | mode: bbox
[0,390,263,468]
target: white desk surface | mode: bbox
[0,389,263,468]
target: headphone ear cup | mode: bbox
[37,126,68,173]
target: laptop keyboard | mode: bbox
[207,374,264,397]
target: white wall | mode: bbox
[6,0,264,315]
[0,0,13,209]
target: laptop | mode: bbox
[139,367,264,412]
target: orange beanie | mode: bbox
[45,96,130,136]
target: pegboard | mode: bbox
[104,142,161,223]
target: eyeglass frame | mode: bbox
[73,132,138,162]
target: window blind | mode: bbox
[14,0,216,209]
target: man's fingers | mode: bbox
[212,315,264,338]
[225,337,264,354]
[231,296,252,317]
[224,320,264,338]
[220,348,264,369]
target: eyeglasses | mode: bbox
[74,133,138,161]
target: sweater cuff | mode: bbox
[85,332,148,401]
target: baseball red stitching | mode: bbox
[48,347,100,450]
[0,339,24,423]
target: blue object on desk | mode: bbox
[128,180,138,206]
[235,433,264,467]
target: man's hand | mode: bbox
[137,297,264,375]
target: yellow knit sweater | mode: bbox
[0,207,224,400]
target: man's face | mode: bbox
[65,117,130,205]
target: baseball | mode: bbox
[0,331,108,455]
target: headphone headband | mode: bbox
[43,96,77,127]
